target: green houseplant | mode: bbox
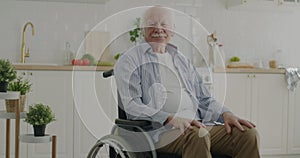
[129,17,142,44]
[0,59,17,92]
[25,103,56,136]
[6,76,32,112]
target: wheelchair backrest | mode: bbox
[103,69,128,120]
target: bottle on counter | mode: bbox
[64,42,74,65]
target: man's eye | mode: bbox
[147,22,156,27]
[161,23,170,27]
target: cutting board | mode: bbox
[227,62,254,68]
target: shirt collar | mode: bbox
[139,40,178,56]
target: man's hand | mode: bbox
[222,112,256,134]
[165,116,206,134]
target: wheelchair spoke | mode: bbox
[94,143,125,158]
[88,135,138,158]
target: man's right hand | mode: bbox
[164,116,206,134]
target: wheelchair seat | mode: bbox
[87,69,231,158]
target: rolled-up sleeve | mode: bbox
[190,63,231,123]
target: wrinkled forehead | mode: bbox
[142,7,174,27]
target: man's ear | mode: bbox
[170,27,175,37]
[170,32,174,37]
[170,24,175,37]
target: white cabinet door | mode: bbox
[288,85,300,154]
[251,74,288,155]
[73,71,115,158]
[26,71,73,158]
[214,73,288,155]
[214,73,252,120]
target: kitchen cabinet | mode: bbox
[14,0,110,4]
[213,73,251,120]
[281,0,300,5]
[16,70,74,158]
[214,73,289,155]
[251,74,288,155]
[72,71,115,158]
[288,85,300,154]
[226,0,300,10]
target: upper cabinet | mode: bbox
[15,0,110,4]
[226,0,300,10]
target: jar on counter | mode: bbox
[269,60,278,68]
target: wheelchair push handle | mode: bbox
[103,69,114,78]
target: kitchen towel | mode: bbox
[284,67,300,91]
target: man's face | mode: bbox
[143,8,174,45]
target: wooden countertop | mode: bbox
[214,67,285,74]
[13,65,113,71]
[12,65,285,74]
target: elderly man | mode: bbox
[114,6,260,158]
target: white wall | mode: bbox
[200,0,300,67]
[0,0,299,67]
[0,1,107,64]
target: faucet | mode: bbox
[21,22,35,63]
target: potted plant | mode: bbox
[6,76,32,112]
[129,17,142,45]
[0,59,17,92]
[24,103,56,136]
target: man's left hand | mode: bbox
[222,112,256,134]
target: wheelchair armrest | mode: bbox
[115,119,163,132]
[115,119,152,127]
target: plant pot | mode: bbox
[0,82,8,92]
[33,125,46,137]
[5,95,26,112]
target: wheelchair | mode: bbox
[87,69,231,158]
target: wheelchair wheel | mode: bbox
[87,135,136,158]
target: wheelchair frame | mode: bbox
[87,69,231,158]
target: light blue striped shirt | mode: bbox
[114,42,230,140]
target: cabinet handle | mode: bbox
[247,74,250,78]
[22,72,26,75]
[253,75,256,78]
[29,72,33,76]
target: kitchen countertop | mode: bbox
[12,65,285,74]
[13,64,114,71]
[213,67,285,74]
